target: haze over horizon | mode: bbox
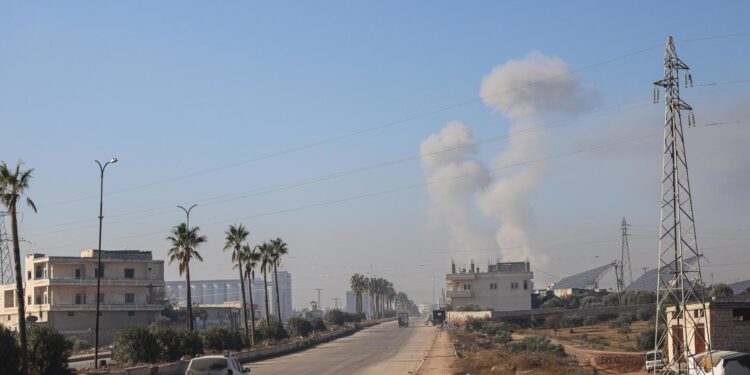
[3,1,750,310]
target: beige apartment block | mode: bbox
[446,261,533,312]
[0,249,165,344]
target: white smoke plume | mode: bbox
[420,121,493,259]
[477,52,598,268]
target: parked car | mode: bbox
[688,350,750,375]
[186,354,250,375]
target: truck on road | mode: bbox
[398,312,409,327]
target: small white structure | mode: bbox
[445,260,533,312]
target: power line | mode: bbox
[38,32,750,209]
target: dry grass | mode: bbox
[520,321,649,352]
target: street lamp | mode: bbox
[94,157,117,369]
[177,204,197,330]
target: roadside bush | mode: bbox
[309,317,327,333]
[540,297,562,309]
[579,296,600,308]
[286,317,313,338]
[324,309,346,326]
[609,312,635,329]
[112,325,159,364]
[201,326,244,351]
[562,296,580,309]
[0,324,19,375]
[583,315,599,326]
[483,322,511,344]
[509,335,565,356]
[616,321,632,336]
[27,325,73,375]
[544,314,561,330]
[257,320,288,342]
[560,314,583,328]
[456,304,482,311]
[603,293,620,306]
[150,324,203,361]
[635,328,655,351]
[463,317,485,333]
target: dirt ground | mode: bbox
[416,328,456,375]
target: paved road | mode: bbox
[249,318,438,375]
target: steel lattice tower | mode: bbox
[620,217,633,288]
[653,36,710,372]
[0,212,14,285]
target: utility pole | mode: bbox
[94,157,117,369]
[332,297,340,310]
[652,36,710,370]
[621,218,633,288]
[314,288,322,310]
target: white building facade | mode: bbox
[0,250,165,344]
[445,261,533,312]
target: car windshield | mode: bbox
[646,353,662,361]
[189,358,228,371]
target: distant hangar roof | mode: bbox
[554,263,615,290]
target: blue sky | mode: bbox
[2,1,750,308]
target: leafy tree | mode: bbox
[0,324,20,375]
[603,293,620,306]
[224,224,251,344]
[544,315,561,336]
[257,241,274,321]
[350,274,366,316]
[150,324,203,361]
[579,296,599,308]
[269,238,289,323]
[583,315,599,326]
[540,297,562,309]
[635,308,653,321]
[167,223,207,331]
[324,309,347,326]
[69,337,90,352]
[27,325,72,375]
[257,320,288,342]
[112,326,159,364]
[0,161,37,375]
[562,296,580,309]
[560,314,583,328]
[456,304,483,311]
[286,317,313,338]
[200,326,244,351]
[709,283,734,298]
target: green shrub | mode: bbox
[112,325,159,364]
[0,324,19,375]
[483,322,511,344]
[509,335,565,356]
[463,317,485,332]
[310,317,326,332]
[27,325,73,375]
[201,326,244,351]
[560,315,583,328]
[456,304,482,311]
[544,314,561,330]
[562,296,580,309]
[69,336,90,352]
[603,293,620,306]
[635,308,653,321]
[540,298,562,309]
[286,317,313,338]
[583,315,598,326]
[257,320,288,342]
[579,296,599,307]
[616,322,631,335]
[150,324,203,361]
[324,309,346,326]
[635,328,655,351]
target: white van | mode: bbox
[688,350,750,375]
[185,354,250,375]
[645,350,666,371]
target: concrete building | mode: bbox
[445,260,533,312]
[345,290,370,315]
[193,301,261,331]
[666,295,750,363]
[165,271,292,321]
[0,249,165,344]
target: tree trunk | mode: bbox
[10,202,28,375]
[263,269,270,321]
[273,263,282,323]
[247,271,256,346]
[186,259,193,331]
[237,259,250,345]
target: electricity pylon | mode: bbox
[620,217,633,288]
[0,212,14,285]
[652,36,710,373]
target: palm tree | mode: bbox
[0,161,36,375]
[363,277,373,319]
[223,224,250,345]
[258,241,274,321]
[240,243,261,345]
[269,238,288,323]
[350,273,365,316]
[166,222,207,331]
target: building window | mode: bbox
[733,308,750,321]
[27,271,31,280]
[125,293,135,304]
[6,315,10,321]
[462,284,471,290]
[124,269,135,279]
[694,309,705,318]
[490,283,498,290]
[27,296,32,305]
[75,294,84,305]
[98,294,105,303]
[35,266,43,279]
[523,280,528,290]
[511,282,519,289]
[95,267,104,278]
[35,295,42,305]
[67,312,75,317]
[128,311,135,317]
[75,269,82,280]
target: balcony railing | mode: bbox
[39,303,164,311]
[446,273,477,281]
[446,290,473,298]
[37,277,164,286]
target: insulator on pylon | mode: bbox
[653,87,660,103]
[688,111,696,127]
[685,72,693,88]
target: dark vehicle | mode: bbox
[432,309,446,326]
[398,312,409,327]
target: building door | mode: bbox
[695,324,706,354]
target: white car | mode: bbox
[645,350,665,372]
[186,354,250,375]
